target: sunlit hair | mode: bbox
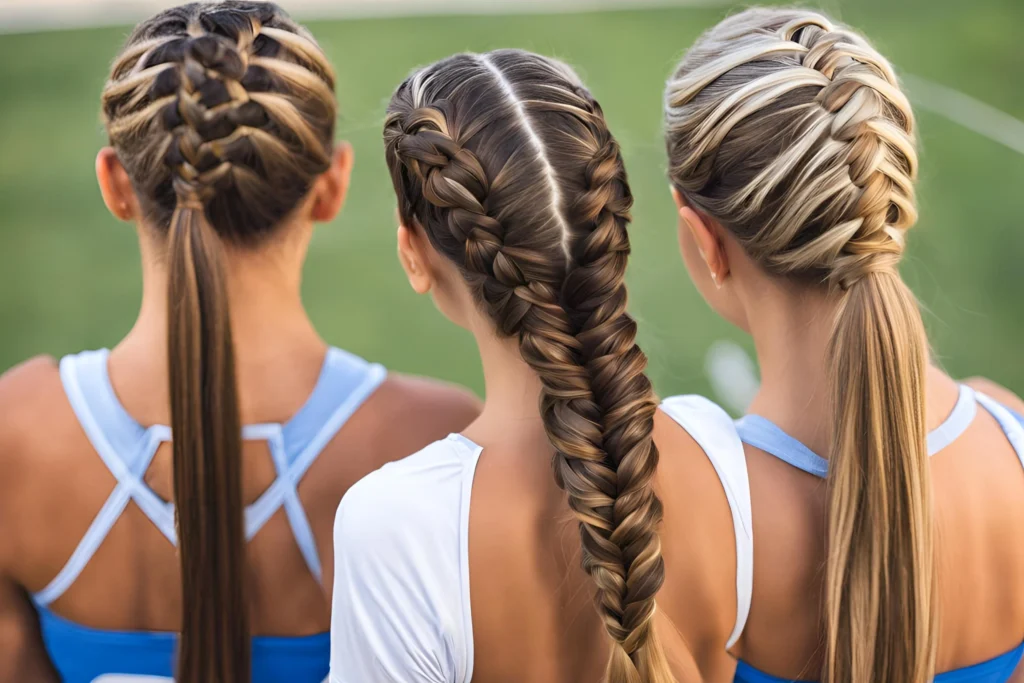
[665,8,935,683]
[385,50,676,683]
[101,2,336,680]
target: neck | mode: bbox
[462,316,547,445]
[744,278,840,457]
[112,237,325,404]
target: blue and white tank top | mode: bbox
[37,346,386,683]
[661,387,1024,683]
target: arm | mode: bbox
[0,578,57,683]
[0,358,61,683]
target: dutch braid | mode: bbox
[100,4,337,680]
[665,9,935,683]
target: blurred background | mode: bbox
[0,0,1021,407]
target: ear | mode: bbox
[672,187,730,288]
[96,148,139,222]
[310,141,354,223]
[397,221,433,295]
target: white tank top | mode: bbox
[328,396,749,682]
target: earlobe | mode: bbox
[311,142,354,223]
[96,148,137,222]
[397,223,432,295]
[680,205,730,287]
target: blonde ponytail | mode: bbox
[664,8,936,681]
[826,271,935,683]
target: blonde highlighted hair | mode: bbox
[665,9,935,683]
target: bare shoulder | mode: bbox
[0,357,78,563]
[0,356,66,473]
[965,377,1024,415]
[302,371,478,511]
[360,373,481,456]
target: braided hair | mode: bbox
[384,50,675,683]
[665,9,934,683]
[101,3,336,680]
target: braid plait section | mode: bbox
[386,102,634,660]
[561,87,670,681]
[781,17,918,289]
[663,9,918,292]
[101,2,336,238]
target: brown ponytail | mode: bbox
[101,4,338,681]
[825,270,935,683]
[167,200,248,682]
[664,8,936,682]
[385,50,675,683]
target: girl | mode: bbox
[0,3,477,682]
[662,8,1024,683]
[330,49,749,683]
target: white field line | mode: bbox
[0,0,732,34]
[902,74,1024,156]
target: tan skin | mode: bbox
[0,145,480,682]
[397,222,741,683]
[673,189,1024,681]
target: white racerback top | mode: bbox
[328,396,746,682]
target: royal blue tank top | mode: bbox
[35,347,386,683]
[730,386,1024,683]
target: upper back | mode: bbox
[330,405,743,683]
[677,378,1024,681]
[0,346,478,680]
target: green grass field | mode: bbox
[0,0,1021,401]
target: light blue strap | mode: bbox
[735,414,829,478]
[135,426,177,544]
[927,385,976,454]
[35,485,133,607]
[36,354,167,605]
[267,426,322,583]
[282,348,387,467]
[45,347,387,598]
[244,349,387,583]
[286,360,387,480]
[975,392,1024,468]
[737,385,982,478]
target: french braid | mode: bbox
[385,50,675,683]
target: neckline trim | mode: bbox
[736,385,977,478]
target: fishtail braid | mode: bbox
[385,50,677,683]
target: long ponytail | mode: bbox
[101,4,337,678]
[167,200,249,682]
[825,271,935,683]
[663,9,936,682]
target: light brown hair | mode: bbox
[664,8,935,683]
[385,50,676,683]
[101,3,336,680]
